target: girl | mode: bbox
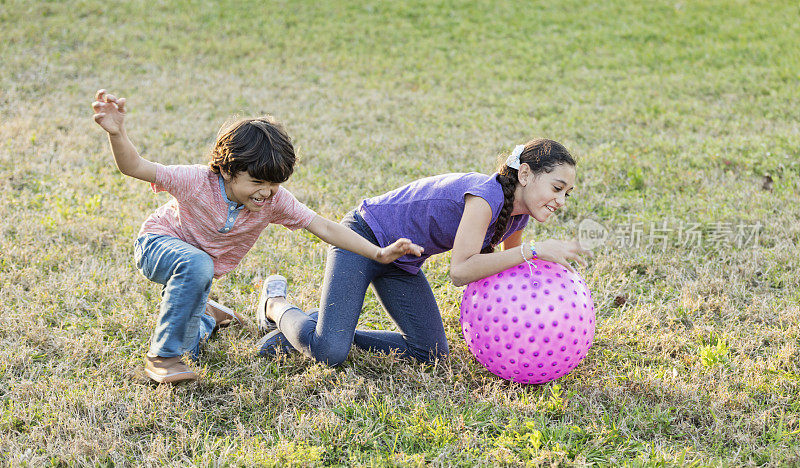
[258,139,591,365]
[91,90,421,383]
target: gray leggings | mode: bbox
[276,210,449,366]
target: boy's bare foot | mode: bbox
[144,355,198,384]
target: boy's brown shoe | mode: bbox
[144,355,198,384]
[206,299,256,332]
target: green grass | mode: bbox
[2,0,799,465]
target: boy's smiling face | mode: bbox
[221,171,280,212]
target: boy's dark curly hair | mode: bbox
[209,116,295,183]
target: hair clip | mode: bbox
[504,145,526,169]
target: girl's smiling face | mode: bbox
[513,163,576,222]
[221,171,280,212]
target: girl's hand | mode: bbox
[92,89,126,135]
[535,239,592,272]
[375,238,424,264]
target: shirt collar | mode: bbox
[218,174,245,210]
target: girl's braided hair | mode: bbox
[482,139,575,253]
[209,116,295,183]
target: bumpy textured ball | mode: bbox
[460,260,595,384]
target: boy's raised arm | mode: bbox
[305,215,423,264]
[92,89,157,183]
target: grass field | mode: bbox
[2,0,799,465]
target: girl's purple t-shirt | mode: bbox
[358,172,529,274]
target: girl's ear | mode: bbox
[518,163,532,186]
[220,170,233,182]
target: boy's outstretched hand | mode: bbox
[92,89,126,135]
[375,238,424,264]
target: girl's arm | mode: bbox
[449,195,591,286]
[92,89,158,183]
[305,215,423,264]
[449,196,532,286]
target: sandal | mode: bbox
[257,274,289,333]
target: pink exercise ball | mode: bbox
[460,260,595,384]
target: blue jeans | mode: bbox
[134,234,217,359]
[273,211,449,366]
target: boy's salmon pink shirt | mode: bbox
[138,164,315,278]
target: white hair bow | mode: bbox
[504,145,526,170]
